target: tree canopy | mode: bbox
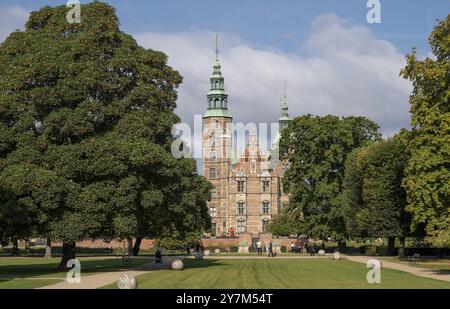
[400,15,450,247]
[343,136,411,254]
[0,2,210,266]
[279,115,381,246]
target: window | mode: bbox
[262,201,270,214]
[250,161,256,172]
[211,187,218,199]
[237,202,245,215]
[262,179,270,192]
[209,168,217,178]
[237,219,246,233]
[209,206,217,217]
[237,180,245,192]
[211,222,216,237]
[262,219,270,232]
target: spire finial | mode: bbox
[283,80,287,100]
[215,33,219,60]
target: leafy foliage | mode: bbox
[0,3,210,258]
[343,136,411,241]
[279,115,381,241]
[400,15,450,247]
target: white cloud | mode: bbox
[134,13,412,138]
[0,6,29,42]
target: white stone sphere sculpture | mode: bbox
[215,248,221,254]
[117,273,137,289]
[171,259,184,270]
[204,249,211,256]
[333,252,342,260]
[318,249,326,256]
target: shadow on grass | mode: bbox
[0,257,152,285]
[424,269,450,276]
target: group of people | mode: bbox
[255,240,277,257]
[289,241,318,256]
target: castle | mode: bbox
[202,48,291,237]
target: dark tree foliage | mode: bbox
[0,2,210,267]
[279,115,381,248]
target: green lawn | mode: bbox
[379,257,450,272]
[102,258,450,289]
[0,257,151,289]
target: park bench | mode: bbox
[407,253,420,263]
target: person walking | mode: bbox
[256,240,262,255]
[310,243,316,256]
[268,241,273,257]
[290,241,295,253]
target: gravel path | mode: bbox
[37,256,182,289]
[344,255,450,283]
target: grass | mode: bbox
[379,257,450,272]
[101,258,450,289]
[0,256,151,289]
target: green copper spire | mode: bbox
[279,81,291,130]
[204,34,232,118]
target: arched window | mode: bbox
[237,202,245,215]
[262,201,270,214]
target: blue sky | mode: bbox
[0,1,448,146]
[1,0,448,55]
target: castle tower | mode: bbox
[279,81,292,131]
[203,35,232,237]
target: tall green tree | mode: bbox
[343,136,411,255]
[268,209,301,237]
[400,15,450,247]
[280,115,381,250]
[0,2,210,267]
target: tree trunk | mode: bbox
[133,237,143,256]
[127,237,133,258]
[337,239,347,253]
[387,237,395,256]
[58,242,76,269]
[24,239,30,255]
[12,238,19,256]
[398,237,406,257]
[44,238,52,259]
